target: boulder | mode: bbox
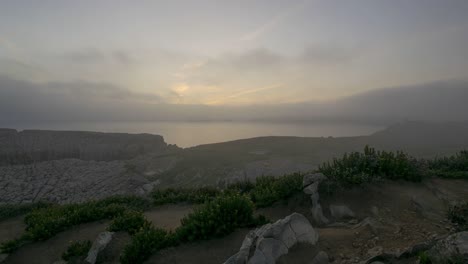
[303,173,327,187]
[427,231,468,262]
[0,254,8,263]
[302,173,329,225]
[224,213,318,264]
[85,231,114,264]
[330,205,355,220]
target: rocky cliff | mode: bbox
[0,129,172,165]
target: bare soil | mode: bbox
[0,217,25,244]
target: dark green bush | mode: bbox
[448,202,468,231]
[429,150,468,179]
[0,234,30,253]
[62,240,92,261]
[151,187,221,205]
[319,146,422,186]
[249,174,303,207]
[176,194,257,242]
[19,195,150,241]
[24,203,127,241]
[108,210,150,235]
[120,226,174,264]
[121,193,267,264]
[0,201,52,221]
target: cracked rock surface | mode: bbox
[224,213,318,264]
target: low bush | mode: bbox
[151,187,221,205]
[319,146,422,186]
[24,203,127,241]
[176,193,260,242]
[120,226,174,264]
[0,234,30,253]
[108,210,151,235]
[5,195,149,243]
[448,202,468,231]
[0,202,52,221]
[62,240,92,261]
[121,193,268,264]
[151,174,303,209]
[249,174,303,208]
[429,150,468,179]
[418,251,432,264]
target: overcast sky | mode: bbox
[1,0,467,118]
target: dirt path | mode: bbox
[0,217,25,244]
[144,204,193,230]
[144,228,250,264]
[4,221,109,264]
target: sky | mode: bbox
[0,0,468,121]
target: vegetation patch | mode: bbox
[319,146,422,186]
[429,150,468,179]
[0,234,30,253]
[120,226,174,264]
[120,193,268,264]
[176,193,263,242]
[151,173,304,209]
[151,187,221,205]
[62,240,92,262]
[448,202,468,231]
[108,210,151,235]
[244,174,303,208]
[0,201,51,221]
[0,195,150,253]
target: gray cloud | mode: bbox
[63,49,135,65]
[299,44,357,65]
[1,75,467,125]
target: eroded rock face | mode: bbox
[224,213,318,264]
[427,231,468,262]
[303,173,329,225]
[85,231,114,264]
[0,129,172,166]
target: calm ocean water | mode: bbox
[8,121,383,148]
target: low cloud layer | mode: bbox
[1,75,467,126]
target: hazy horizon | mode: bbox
[1,1,468,126]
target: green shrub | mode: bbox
[20,195,150,242]
[0,202,52,221]
[319,146,422,186]
[62,240,92,261]
[108,210,150,235]
[249,174,303,207]
[23,203,127,241]
[448,202,468,231]
[120,226,174,264]
[0,234,30,253]
[419,251,432,264]
[151,187,221,205]
[175,194,257,242]
[429,150,468,179]
[121,193,268,264]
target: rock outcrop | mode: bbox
[224,213,318,264]
[0,130,179,204]
[427,231,468,262]
[0,129,173,165]
[303,173,329,225]
[85,231,114,264]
